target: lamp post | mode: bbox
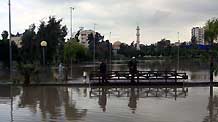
[93,23,97,71]
[109,32,112,71]
[177,32,180,70]
[40,41,47,66]
[8,0,12,74]
[70,7,74,39]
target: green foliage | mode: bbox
[88,32,104,56]
[95,40,112,60]
[1,31,8,40]
[18,63,35,75]
[17,63,38,85]
[0,34,9,67]
[0,30,19,68]
[204,18,218,77]
[37,16,67,64]
[204,18,218,44]
[118,39,212,60]
[18,16,67,65]
[20,24,39,64]
[64,38,87,64]
[118,43,137,58]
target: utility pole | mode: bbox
[70,7,74,38]
[109,32,112,71]
[177,32,180,70]
[8,0,12,74]
[8,1,13,119]
[10,85,13,122]
[93,23,96,71]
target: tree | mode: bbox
[64,38,87,64]
[204,18,218,82]
[87,32,104,59]
[1,31,8,40]
[20,24,39,64]
[204,18,218,45]
[95,40,112,60]
[64,38,87,80]
[37,16,67,64]
[0,31,9,67]
[118,43,137,58]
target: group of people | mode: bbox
[99,57,138,83]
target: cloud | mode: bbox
[0,0,218,44]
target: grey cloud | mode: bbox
[149,10,171,25]
[1,0,218,44]
[165,0,218,14]
[37,0,83,4]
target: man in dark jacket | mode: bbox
[100,60,107,83]
[128,57,137,83]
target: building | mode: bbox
[77,28,96,47]
[191,27,205,45]
[11,35,22,48]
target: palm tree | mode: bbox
[204,18,218,82]
[204,18,218,45]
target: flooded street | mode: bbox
[0,60,217,122]
[0,86,217,122]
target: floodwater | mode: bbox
[0,86,217,122]
[0,59,218,122]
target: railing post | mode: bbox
[98,71,101,83]
[175,71,177,83]
[165,71,167,83]
[137,71,139,83]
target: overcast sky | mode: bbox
[0,0,218,44]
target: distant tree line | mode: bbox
[117,38,215,60]
[117,18,218,60]
[1,17,218,69]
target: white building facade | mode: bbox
[78,29,95,47]
[191,27,205,45]
[11,36,22,48]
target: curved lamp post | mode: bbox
[40,41,47,66]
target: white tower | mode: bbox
[136,26,140,50]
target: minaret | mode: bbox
[136,26,140,50]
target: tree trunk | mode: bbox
[210,55,214,83]
[64,64,69,81]
[24,73,30,86]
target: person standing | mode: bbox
[128,57,137,83]
[100,60,107,83]
[58,63,63,79]
[132,57,137,74]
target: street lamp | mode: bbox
[93,23,97,71]
[40,41,47,66]
[109,32,112,71]
[177,32,180,70]
[8,0,12,74]
[70,7,75,38]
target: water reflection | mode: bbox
[0,86,20,104]
[18,87,87,121]
[1,86,218,122]
[98,88,107,112]
[90,86,188,112]
[128,88,138,113]
[0,59,212,83]
[203,86,218,122]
